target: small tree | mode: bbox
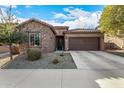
[99,5,124,52]
[0,5,27,60]
[99,5,124,36]
[99,5,113,35]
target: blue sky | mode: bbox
[0,5,104,29]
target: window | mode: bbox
[29,32,41,47]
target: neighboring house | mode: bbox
[16,18,104,52]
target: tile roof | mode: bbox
[54,26,69,36]
[68,28,98,32]
[16,18,56,34]
[64,29,101,34]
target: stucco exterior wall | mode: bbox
[18,21,56,52]
[54,26,69,36]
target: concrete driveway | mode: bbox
[70,51,124,70]
[0,51,124,88]
[69,51,124,88]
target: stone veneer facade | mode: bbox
[17,20,56,52]
[105,35,124,49]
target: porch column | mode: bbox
[65,35,69,51]
[100,35,104,51]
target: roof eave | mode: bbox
[16,18,56,35]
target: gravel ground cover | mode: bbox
[2,53,77,69]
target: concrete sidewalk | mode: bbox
[0,69,124,88]
[0,52,9,58]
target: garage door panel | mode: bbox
[69,37,100,50]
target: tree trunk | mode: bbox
[9,44,13,60]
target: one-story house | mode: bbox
[16,18,104,52]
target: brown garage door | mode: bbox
[69,37,100,50]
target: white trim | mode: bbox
[29,32,41,47]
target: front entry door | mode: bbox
[56,36,64,50]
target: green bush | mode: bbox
[52,58,59,64]
[27,48,41,61]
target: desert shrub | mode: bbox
[59,51,64,57]
[0,43,3,46]
[27,48,41,61]
[52,57,59,64]
[59,53,64,57]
